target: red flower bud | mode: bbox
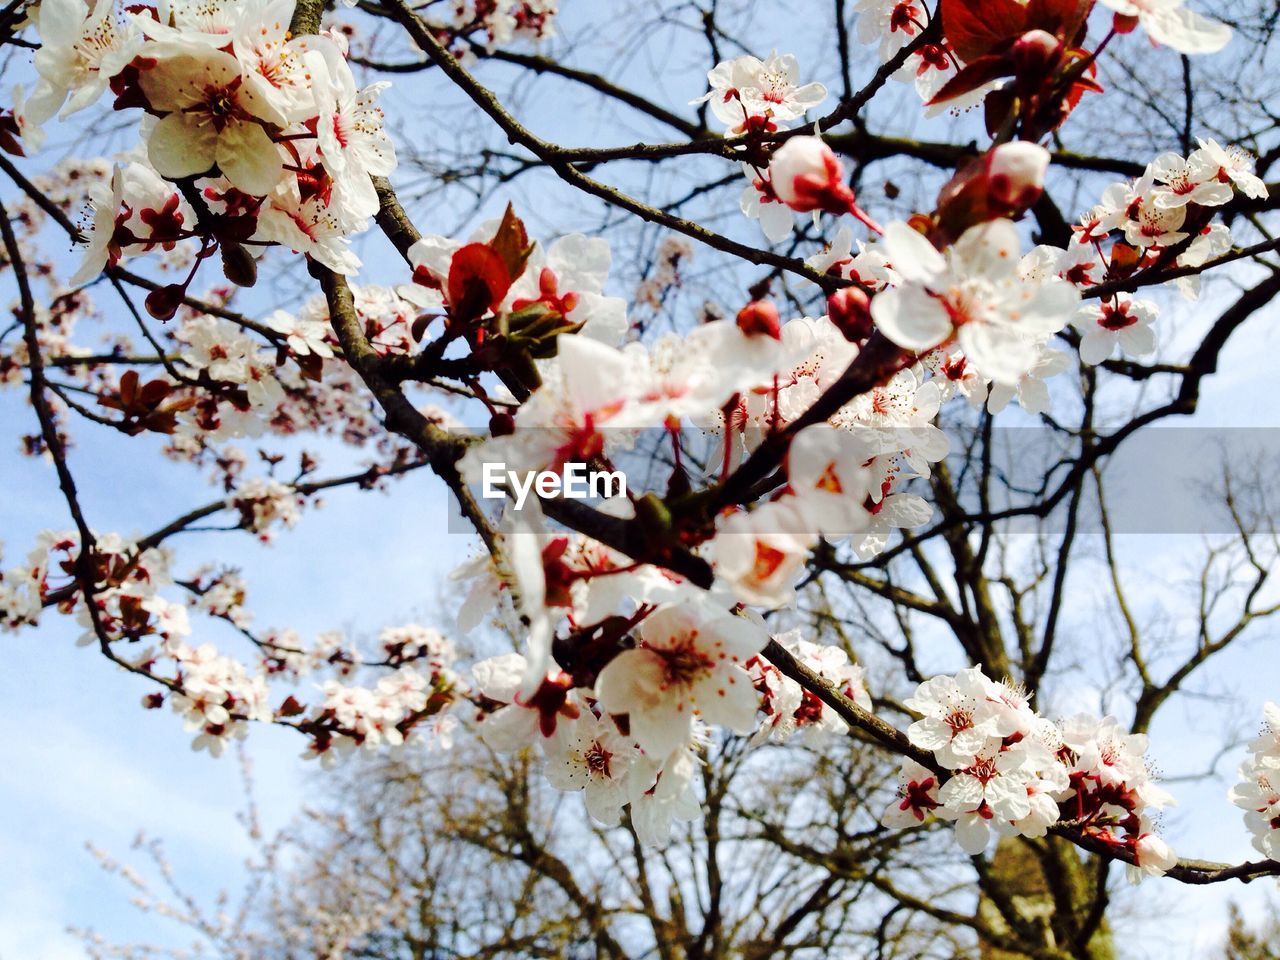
[736,299,782,339]
[1113,12,1140,34]
[144,283,185,322]
[826,287,873,342]
[985,141,1049,211]
[489,412,516,436]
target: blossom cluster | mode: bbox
[853,0,1231,119]
[0,539,48,631]
[449,0,558,51]
[163,637,273,755]
[2,0,1274,891]
[17,0,397,296]
[883,667,1177,880]
[748,630,873,744]
[1063,138,1267,363]
[468,603,876,844]
[1230,702,1280,863]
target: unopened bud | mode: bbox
[1011,29,1062,75]
[986,141,1049,210]
[769,137,854,214]
[1113,12,1140,34]
[736,299,781,339]
[144,283,184,322]
[489,412,516,436]
[826,287,873,342]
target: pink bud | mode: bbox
[769,137,883,232]
[1011,29,1062,75]
[736,299,782,339]
[1112,12,1140,34]
[769,137,855,215]
[985,141,1049,210]
[826,287,873,342]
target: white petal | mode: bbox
[882,221,945,283]
[216,122,286,196]
[871,286,952,351]
[1144,6,1232,54]
[147,111,218,179]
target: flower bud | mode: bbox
[985,141,1049,210]
[489,412,516,436]
[1112,12,1140,34]
[826,287,873,342]
[1011,29,1062,75]
[736,299,781,339]
[768,136,855,215]
[144,283,185,322]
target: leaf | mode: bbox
[119,370,140,408]
[1026,0,1094,40]
[139,378,172,406]
[926,53,1013,106]
[447,243,513,324]
[489,203,535,285]
[295,351,324,382]
[940,0,1030,61]
[219,240,257,288]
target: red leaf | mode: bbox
[139,378,172,407]
[119,370,140,408]
[490,203,534,282]
[940,0,1030,61]
[1026,0,1094,40]
[926,53,1013,106]
[447,243,512,324]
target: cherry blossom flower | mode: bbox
[626,738,704,846]
[1122,191,1188,248]
[937,744,1037,854]
[985,345,1071,415]
[739,164,797,243]
[1074,297,1158,365]
[70,161,196,286]
[545,706,638,825]
[1176,222,1232,299]
[254,186,363,274]
[692,53,826,134]
[1231,702,1280,862]
[1195,137,1268,200]
[265,309,335,358]
[230,0,329,123]
[472,652,580,751]
[786,425,874,535]
[139,50,288,194]
[23,0,143,129]
[1230,756,1280,862]
[594,602,767,756]
[904,667,1006,768]
[871,220,1079,385]
[1098,0,1231,55]
[313,52,397,219]
[1150,150,1234,209]
[881,758,942,828]
[711,501,817,609]
[854,0,928,62]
